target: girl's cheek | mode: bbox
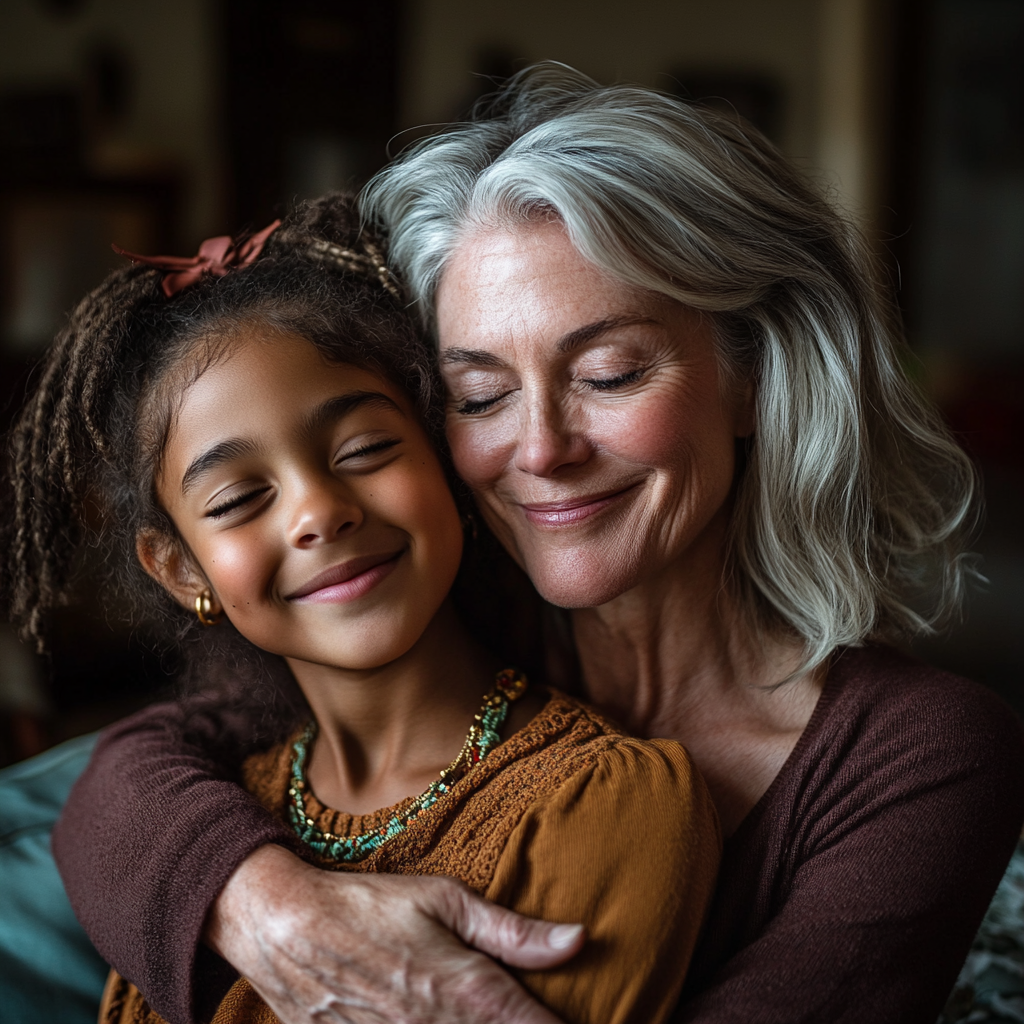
[204,532,275,606]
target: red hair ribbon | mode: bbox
[112,219,282,298]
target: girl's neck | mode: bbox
[287,601,499,815]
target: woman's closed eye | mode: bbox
[455,390,516,415]
[578,368,647,390]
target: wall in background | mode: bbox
[400,0,891,228]
[0,0,222,764]
[0,0,895,249]
[0,0,222,245]
[1,0,1020,761]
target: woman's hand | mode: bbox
[206,845,584,1024]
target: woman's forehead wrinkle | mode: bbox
[439,348,506,368]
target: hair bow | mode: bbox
[112,219,282,298]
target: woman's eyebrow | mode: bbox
[555,315,658,353]
[439,315,658,366]
[181,437,262,495]
[439,348,506,368]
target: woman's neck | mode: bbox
[570,519,825,835]
[571,557,766,736]
[286,602,498,815]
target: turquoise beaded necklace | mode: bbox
[287,668,527,864]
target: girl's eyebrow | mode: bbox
[181,437,262,495]
[181,391,403,496]
[301,391,402,436]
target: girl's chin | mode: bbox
[284,642,418,674]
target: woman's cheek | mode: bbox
[598,380,730,468]
[446,419,513,490]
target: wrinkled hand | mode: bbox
[206,845,583,1024]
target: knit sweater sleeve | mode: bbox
[485,737,722,1024]
[674,656,1024,1024]
[52,699,297,1024]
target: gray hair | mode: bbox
[362,63,979,668]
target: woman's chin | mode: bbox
[526,552,644,610]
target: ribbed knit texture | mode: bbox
[674,645,1024,1023]
[94,691,720,1024]
[55,646,1024,1024]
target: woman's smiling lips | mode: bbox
[287,550,404,604]
[519,484,641,526]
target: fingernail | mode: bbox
[548,924,584,949]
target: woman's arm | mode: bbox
[674,809,1016,1024]
[487,738,721,1024]
[54,701,581,1024]
[54,700,290,1023]
[205,848,583,1024]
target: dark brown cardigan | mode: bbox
[55,646,1024,1024]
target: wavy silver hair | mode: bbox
[363,63,979,667]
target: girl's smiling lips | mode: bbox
[518,483,641,526]
[287,550,405,604]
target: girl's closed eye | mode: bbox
[206,486,272,519]
[335,436,401,465]
[203,438,404,519]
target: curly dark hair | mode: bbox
[3,194,448,694]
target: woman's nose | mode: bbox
[287,477,363,548]
[513,392,591,478]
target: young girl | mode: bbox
[5,194,720,1024]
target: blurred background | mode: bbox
[0,0,1021,766]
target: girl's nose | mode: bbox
[287,478,363,548]
[513,392,592,478]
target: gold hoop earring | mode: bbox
[195,589,223,626]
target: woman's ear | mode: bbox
[733,377,757,439]
[136,530,213,613]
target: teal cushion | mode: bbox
[940,838,1024,1023]
[0,733,109,1024]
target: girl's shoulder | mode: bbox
[482,691,722,1024]
[495,686,703,795]
[240,733,296,819]
[409,688,719,894]
[502,687,722,847]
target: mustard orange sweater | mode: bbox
[99,690,720,1024]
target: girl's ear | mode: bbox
[136,530,213,613]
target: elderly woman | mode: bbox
[55,66,1024,1024]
